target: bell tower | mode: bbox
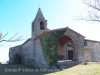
[32,8,47,38]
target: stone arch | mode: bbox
[40,21,45,30]
[58,35,77,61]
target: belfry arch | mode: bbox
[58,35,76,61]
[40,21,45,30]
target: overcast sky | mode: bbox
[0,0,100,62]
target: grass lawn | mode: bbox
[0,63,100,75]
[46,63,100,75]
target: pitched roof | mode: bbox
[84,39,100,43]
[34,8,45,20]
[22,38,31,46]
[34,27,85,40]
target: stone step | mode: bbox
[57,60,80,68]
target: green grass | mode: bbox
[46,63,100,75]
[0,63,100,75]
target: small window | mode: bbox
[84,41,87,46]
[67,42,72,47]
[40,21,45,30]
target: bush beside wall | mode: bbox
[40,30,66,66]
[13,53,21,64]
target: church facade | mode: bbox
[9,8,100,68]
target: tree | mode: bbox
[0,32,23,42]
[79,0,100,22]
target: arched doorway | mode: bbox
[58,35,76,61]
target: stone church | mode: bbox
[9,8,100,68]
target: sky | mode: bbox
[0,0,100,62]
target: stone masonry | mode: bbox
[9,8,100,68]
[84,39,100,62]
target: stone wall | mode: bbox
[64,28,84,62]
[21,38,48,68]
[9,45,22,64]
[21,39,34,66]
[34,39,48,68]
[84,40,100,62]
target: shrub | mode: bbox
[40,30,66,66]
[13,53,21,64]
